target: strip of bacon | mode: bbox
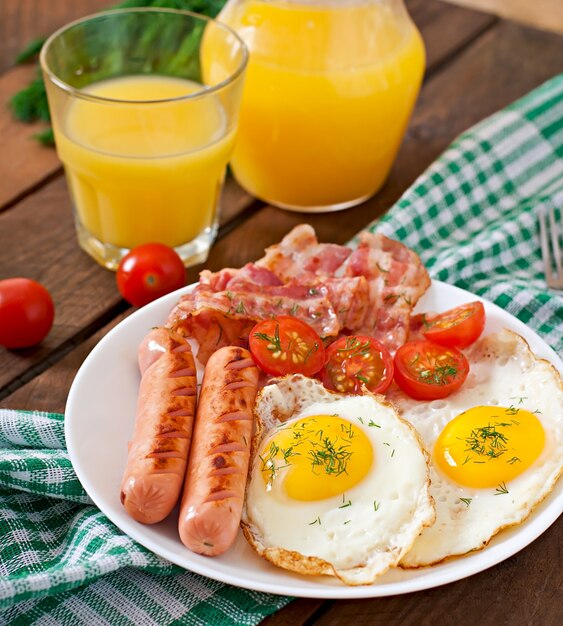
[256,224,352,281]
[343,232,430,350]
[167,225,430,363]
[256,225,430,352]
[168,282,339,364]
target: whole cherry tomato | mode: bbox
[0,278,55,349]
[116,243,186,307]
[249,316,325,377]
[394,340,469,400]
[320,335,394,395]
[421,301,486,348]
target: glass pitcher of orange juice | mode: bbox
[212,0,425,211]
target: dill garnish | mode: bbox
[308,436,353,476]
[494,482,509,495]
[463,423,512,461]
[459,497,472,507]
[339,495,352,509]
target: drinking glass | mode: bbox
[41,8,248,269]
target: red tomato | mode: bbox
[249,316,325,377]
[320,335,394,395]
[116,243,186,307]
[0,278,55,349]
[394,340,469,400]
[422,301,486,348]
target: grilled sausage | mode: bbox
[178,346,258,555]
[120,327,197,524]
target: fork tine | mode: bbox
[538,209,552,282]
[548,207,562,278]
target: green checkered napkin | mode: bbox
[2,75,562,625]
[367,73,563,354]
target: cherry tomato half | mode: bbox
[0,278,55,349]
[249,316,325,377]
[394,340,469,400]
[320,335,394,395]
[422,301,486,349]
[116,243,186,307]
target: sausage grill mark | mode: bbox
[211,442,246,453]
[178,346,259,555]
[217,411,253,423]
[171,387,197,396]
[120,327,198,525]
[169,367,197,378]
[213,455,227,469]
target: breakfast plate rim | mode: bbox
[65,279,563,599]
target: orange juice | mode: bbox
[215,0,425,209]
[53,75,236,252]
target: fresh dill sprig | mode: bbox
[463,423,511,461]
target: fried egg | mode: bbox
[241,375,435,585]
[388,329,563,567]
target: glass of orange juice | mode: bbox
[212,0,425,212]
[40,8,247,270]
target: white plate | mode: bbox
[66,280,563,599]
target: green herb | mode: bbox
[16,38,47,64]
[373,500,380,511]
[253,324,282,353]
[339,495,352,509]
[494,482,509,495]
[459,497,472,507]
[308,436,353,477]
[309,517,321,526]
[462,423,511,461]
[418,364,458,385]
[368,420,381,428]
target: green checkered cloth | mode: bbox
[367,73,563,354]
[2,75,562,624]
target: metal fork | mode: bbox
[538,207,563,290]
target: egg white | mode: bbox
[387,329,563,567]
[242,375,435,585]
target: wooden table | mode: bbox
[1,1,562,624]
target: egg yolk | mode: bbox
[259,415,373,501]
[434,405,545,489]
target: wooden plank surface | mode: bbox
[0,0,110,73]
[441,0,563,35]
